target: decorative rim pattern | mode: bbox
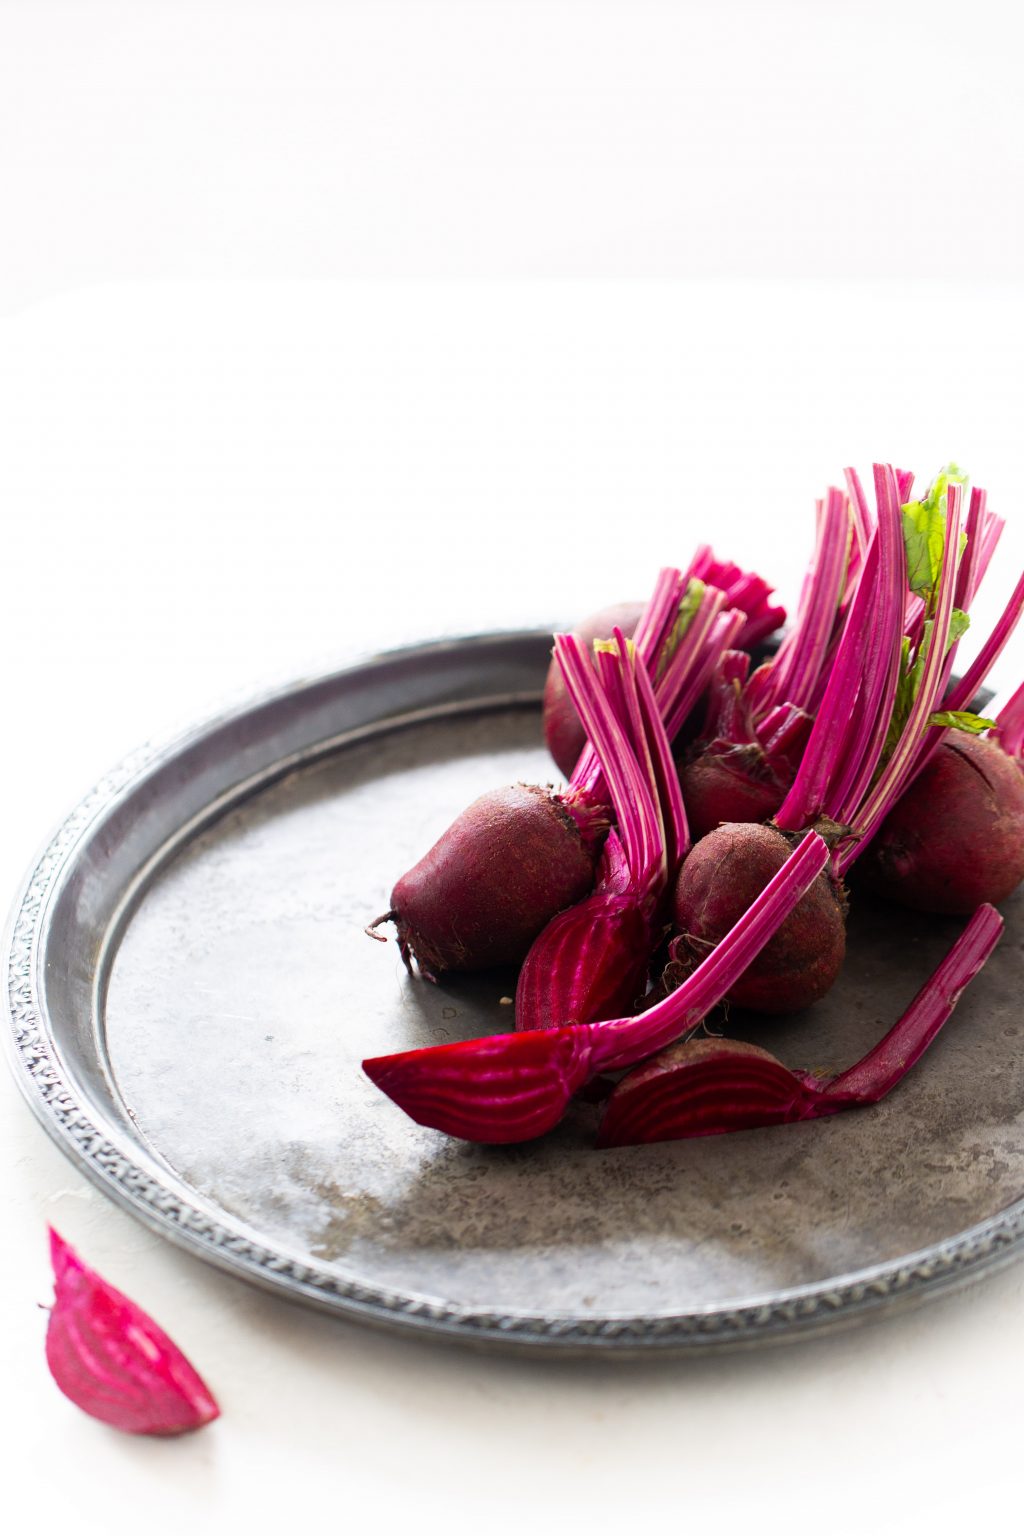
[5,649,1024,1354]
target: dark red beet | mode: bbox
[542,601,644,777]
[671,823,846,1013]
[679,746,787,840]
[382,784,598,975]
[861,734,1024,914]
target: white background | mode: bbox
[2,3,1023,1532]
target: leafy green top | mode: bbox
[884,466,993,752]
[902,464,969,613]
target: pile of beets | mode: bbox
[364,464,1024,1147]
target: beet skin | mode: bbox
[386,784,598,975]
[679,746,787,841]
[543,601,645,777]
[861,734,1024,914]
[671,823,846,1014]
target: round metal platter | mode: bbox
[4,633,1023,1355]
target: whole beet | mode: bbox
[679,747,787,841]
[861,734,1024,914]
[671,823,846,1014]
[382,784,599,976]
[543,601,645,777]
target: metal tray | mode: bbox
[5,632,1023,1355]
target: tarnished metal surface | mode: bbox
[5,634,1023,1353]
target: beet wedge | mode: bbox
[45,1228,220,1436]
[597,903,1003,1146]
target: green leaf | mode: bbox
[884,634,917,759]
[901,464,969,608]
[927,710,997,734]
[946,608,970,652]
[902,500,946,598]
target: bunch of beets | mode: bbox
[365,464,1024,1147]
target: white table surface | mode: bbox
[2,6,1023,1531]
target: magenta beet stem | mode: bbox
[363,833,829,1143]
[516,626,684,1033]
[826,903,1004,1100]
[774,464,906,834]
[995,682,1024,762]
[769,486,850,713]
[837,480,964,872]
[597,904,1003,1147]
[569,552,772,805]
[829,465,908,824]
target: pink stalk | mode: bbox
[841,473,1019,823]
[937,568,1024,714]
[661,609,746,741]
[564,634,667,893]
[569,574,739,807]
[967,506,1005,606]
[597,904,1003,1146]
[844,467,872,579]
[827,904,1003,1099]
[630,566,690,674]
[896,469,915,502]
[569,551,784,805]
[689,548,787,647]
[701,650,754,743]
[955,487,987,610]
[828,465,908,824]
[687,478,860,820]
[774,533,882,831]
[516,630,680,1031]
[774,465,907,834]
[834,479,965,874]
[632,642,689,869]
[994,682,1024,762]
[760,705,813,775]
[568,566,689,807]
[364,833,830,1143]
[769,487,851,712]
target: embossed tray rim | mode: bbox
[5,631,1024,1356]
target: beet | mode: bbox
[378,784,599,975]
[861,734,1024,914]
[671,822,846,1013]
[679,745,787,840]
[542,601,644,777]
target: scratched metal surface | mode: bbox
[6,634,1024,1352]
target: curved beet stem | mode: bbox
[363,833,829,1143]
[597,903,1003,1147]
